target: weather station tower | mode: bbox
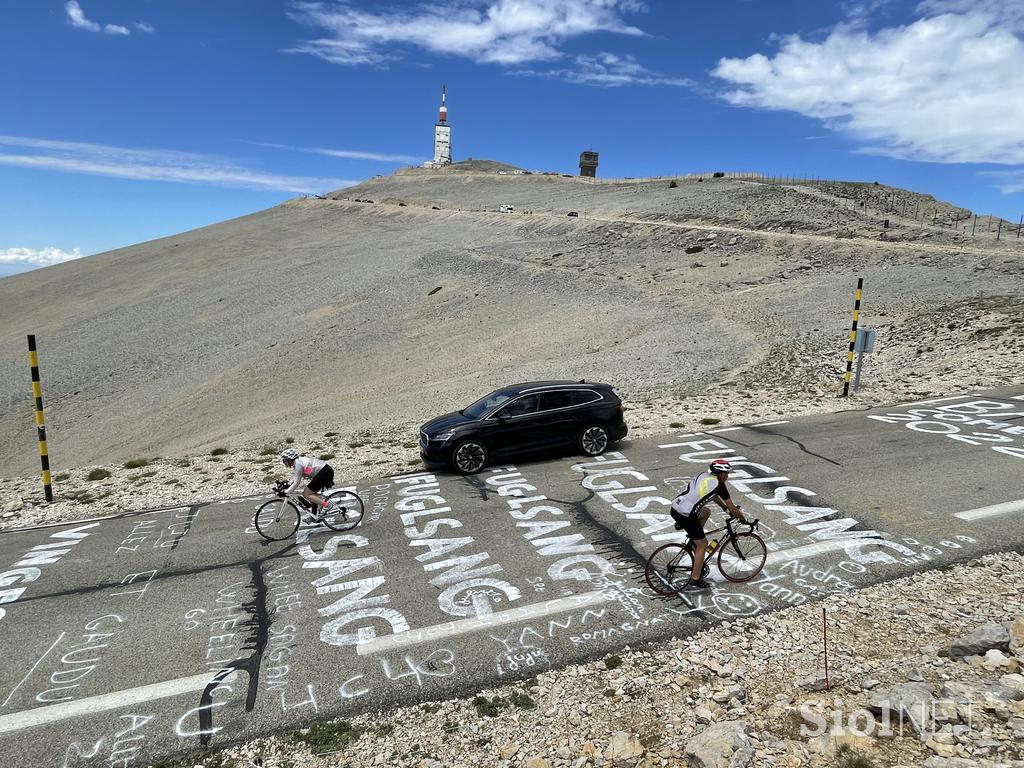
[432,85,452,167]
[579,150,599,177]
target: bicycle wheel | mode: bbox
[321,490,365,532]
[717,532,767,582]
[645,543,693,595]
[254,498,300,541]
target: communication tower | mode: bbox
[432,85,452,167]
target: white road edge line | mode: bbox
[911,395,973,405]
[770,539,876,562]
[954,500,1024,521]
[705,427,743,434]
[357,591,611,656]
[657,434,703,447]
[0,671,233,735]
[751,420,789,427]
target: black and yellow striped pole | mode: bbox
[27,335,54,502]
[842,278,864,397]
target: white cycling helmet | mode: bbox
[280,448,299,462]
[709,458,732,474]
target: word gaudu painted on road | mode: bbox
[867,396,1024,459]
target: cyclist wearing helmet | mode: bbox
[669,457,747,588]
[280,448,337,519]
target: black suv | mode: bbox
[419,380,628,474]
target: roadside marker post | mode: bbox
[823,607,831,691]
[27,335,54,502]
[853,327,875,392]
[842,278,864,397]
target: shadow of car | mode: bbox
[419,380,628,474]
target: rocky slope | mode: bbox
[0,168,1020,480]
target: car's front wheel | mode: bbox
[579,424,610,456]
[451,439,488,474]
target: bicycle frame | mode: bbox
[678,517,759,560]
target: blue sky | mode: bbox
[2,0,1023,277]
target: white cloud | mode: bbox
[135,21,155,34]
[711,6,1024,166]
[980,170,1024,194]
[286,0,647,66]
[65,1,140,36]
[512,51,691,87]
[65,1,100,32]
[0,246,85,268]
[916,0,1024,30]
[251,141,420,163]
[0,136,355,194]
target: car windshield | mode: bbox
[462,391,512,419]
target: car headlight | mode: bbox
[428,429,456,443]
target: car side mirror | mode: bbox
[497,414,509,424]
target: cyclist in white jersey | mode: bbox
[669,457,747,588]
[280,448,337,519]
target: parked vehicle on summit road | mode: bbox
[419,380,629,474]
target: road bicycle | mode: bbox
[254,481,364,541]
[644,516,767,595]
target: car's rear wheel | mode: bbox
[451,440,488,474]
[579,424,610,456]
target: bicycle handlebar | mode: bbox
[726,515,760,532]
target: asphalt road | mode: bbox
[1,386,1023,767]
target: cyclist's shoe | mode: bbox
[674,522,686,531]
[687,578,711,590]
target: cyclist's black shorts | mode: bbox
[670,509,707,541]
[308,465,334,494]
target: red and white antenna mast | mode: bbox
[438,84,448,124]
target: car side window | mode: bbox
[539,391,574,411]
[498,395,540,418]
[572,390,602,406]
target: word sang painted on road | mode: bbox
[0,522,99,621]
